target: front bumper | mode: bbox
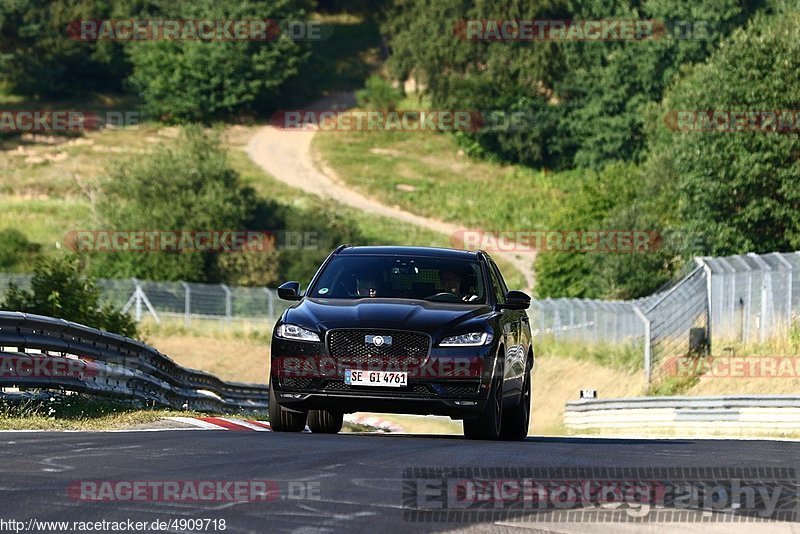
[270,334,495,418]
[272,388,487,418]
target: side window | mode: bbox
[488,261,506,305]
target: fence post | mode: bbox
[735,256,754,342]
[539,300,546,336]
[133,278,142,322]
[748,253,773,343]
[121,278,160,324]
[264,287,275,319]
[568,302,575,334]
[633,305,651,386]
[181,281,191,328]
[553,302,562,339]
[771,252,793,330]
[695,257,713,354]
[221,284,232,324]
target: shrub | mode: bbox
[0,229,40,271]
[355,75,403,111]
[1,256,138,338]
[90,126,262,283]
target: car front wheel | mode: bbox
[307,409,343,434]
[500,361,531,440]
[268,384,307,432]
[463,360,503,440]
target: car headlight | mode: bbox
[439,332,493,346]
[276,324,320,342]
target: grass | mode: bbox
[536,337,645,373]
[225,126,454,250]
[0,121,499,280]
[0,394,208,431]
[311,95,585,236]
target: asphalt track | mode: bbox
[1,430,799,533]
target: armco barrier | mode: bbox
[564,396,800,433]
[0,311,268,412]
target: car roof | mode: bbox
[336,245,482,260]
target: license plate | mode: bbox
[344,369,407,387]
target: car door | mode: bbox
[488,258,526,398]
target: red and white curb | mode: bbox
[166,415,404,433]
[165,417,293,432]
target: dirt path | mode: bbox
[245,92,536,292]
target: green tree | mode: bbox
[384,0,764,169]
[650,8,800,256]
[534,162,685,299]
[1,255,138,337]
[0,0,130,97]
[125,0,313,122]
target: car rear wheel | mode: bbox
[307,409,344,434]
[500,361,531,441]
[463,360,503,440]
[268,384,307,432]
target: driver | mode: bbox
[439,269,463,297]
[356,274,379,297]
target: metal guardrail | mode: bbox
[0,311,268,412]
[564,395,800,432]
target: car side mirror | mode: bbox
[499,290,531,310]
[278,281,302,301]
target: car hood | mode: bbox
[283,297,494,336]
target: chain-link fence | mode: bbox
[2,250,799,384]
[638,265,709,383]
[0,274,291,326]
[700,252,800,344]
[531,252,800,384]
[529,299,645,344]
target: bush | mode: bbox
[355,75,403,111]
[1,256,138,338]
[534,163,683,299]
[90,126,268,283]
[0,229,40,271]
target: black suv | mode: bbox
[269,245,533,440]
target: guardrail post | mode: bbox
[633,305,651,386]
[181,281,191,328]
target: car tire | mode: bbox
[307,409,344,434]
[463,359,503,440]
[268,384,307,432]
[500,361,531,441]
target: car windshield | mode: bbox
[309,255,486,303]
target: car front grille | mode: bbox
[280,377,315,389]
[442,382,480,397]
[327,329,430,371]
[320,380,431,395]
